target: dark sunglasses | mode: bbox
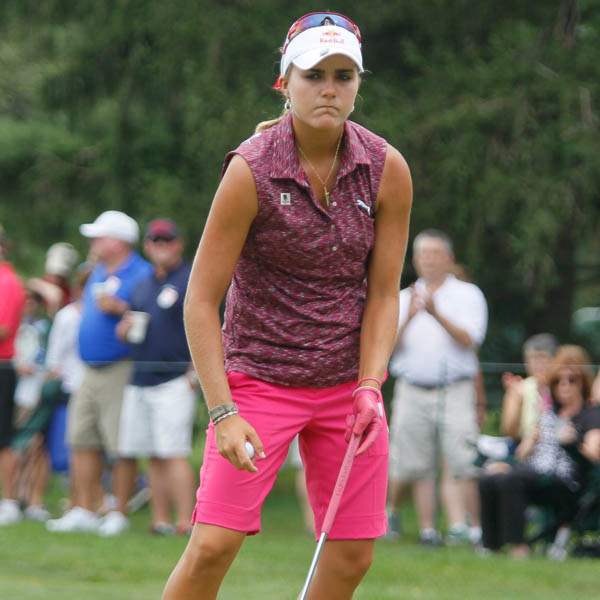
[283,11,362,53]
[554,375,580,385]
[148,235,176,243]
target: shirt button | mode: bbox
[331,224,335,230]
[332,246,338,251]
[332,202,337,207]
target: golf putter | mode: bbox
[298,433,361,600]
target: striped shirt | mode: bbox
[222,113,387,387]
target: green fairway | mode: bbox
[0,471,598,600]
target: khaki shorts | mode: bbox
[67,361,132,457]
[389,378,479,481]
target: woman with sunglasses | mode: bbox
[163,11,412,600]
[479,345,600,558]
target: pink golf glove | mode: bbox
[345,385,384,456]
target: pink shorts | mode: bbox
[192,371,388,540]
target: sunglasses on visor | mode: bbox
[283,12,362,53]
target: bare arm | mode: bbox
[96,294,129,316]
[359,145,412,383]
[581,429,600,463]
[184,154,263,472]
[423,294,473,347]
[515,426,538,461]
[500,375,524,439]
[429,310,473,347]
[592,372,600,406]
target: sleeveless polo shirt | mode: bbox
[221,113,387,387]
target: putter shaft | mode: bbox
[298,435,361,599]
[298,532,327,600]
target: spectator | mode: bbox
[388,229,488,545]
[45,264,89,414]
[44,264,91,480]
[441,263,487,545]
[0,223,27,526]
[46,211,151,534]
[10,287,52,521]
[13,288,51,415]
[114,219,196,535]
[479,345,600,557]
[501,333,559,441]
[591,370,600,406]
[28,242,80,317]
[11,263,89,523]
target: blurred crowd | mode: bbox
[0,214,197,535]
[1,219,600,558]
[385,230,600,558]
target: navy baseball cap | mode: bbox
[145,219,179,241]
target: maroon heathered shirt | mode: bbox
[222,113,387,387]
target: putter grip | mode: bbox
[321,434,361,535]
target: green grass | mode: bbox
[1,471,599,599]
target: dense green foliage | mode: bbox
[1,1,599,358]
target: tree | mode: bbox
[1,0,598,358]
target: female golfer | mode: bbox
[163,11,412,600]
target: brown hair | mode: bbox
[546,345,594,404]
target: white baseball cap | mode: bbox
[45,242,79,277]
[280,24,363,77]
[80,210,139,244]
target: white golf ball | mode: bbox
[244,441,255,459]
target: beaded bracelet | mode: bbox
[209,402,238,424]
[212,408,239,426]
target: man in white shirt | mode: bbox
[387,229,488,546]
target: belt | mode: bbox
[87,359,126,370]
[404,376,472,390]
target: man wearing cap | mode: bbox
[114,219,196,536]
[47,211,152,535]
[0,224,27,525]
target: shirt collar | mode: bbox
[416,274,455,293]
[98,251,136,277]
[153,259,185,282]
[269,114,371,184]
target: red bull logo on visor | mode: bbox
[320,30,345,44]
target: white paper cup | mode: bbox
[92,282,107,299]
[127,311,150,344]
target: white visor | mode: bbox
[280,25,363,77]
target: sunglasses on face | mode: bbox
[283,12,362,52]
[148,235,176,243]
[554,375,580,386]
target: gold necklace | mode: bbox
[297,132,343,207]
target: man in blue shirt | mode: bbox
[47,211,152,535]
[115,219,197,536]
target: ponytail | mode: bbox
[255,107,289,134]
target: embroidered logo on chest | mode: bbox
[280,192,291,206]
[356,197,372,216]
